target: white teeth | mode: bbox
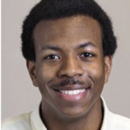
[60,89,85,95]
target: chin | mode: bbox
[55,104,92,120]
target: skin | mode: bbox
[27,15,112,130]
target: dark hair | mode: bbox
[21,0,117,61]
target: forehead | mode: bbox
[33,15,102,49]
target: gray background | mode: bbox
[2,0,130,120]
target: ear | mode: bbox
[26,60,38,87]
[104,56,112,84]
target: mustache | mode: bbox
[60,78,84,86]
[49,78,84,88]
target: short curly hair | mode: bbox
[21,0,117,61]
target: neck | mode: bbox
[40,97,104,130]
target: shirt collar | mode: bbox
[100,96,113,130]
[30,96,111,130]
[30,104,47,130]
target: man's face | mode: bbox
[27,16,111,119]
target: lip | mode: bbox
[53,86,91,102]
[53,85,90,91]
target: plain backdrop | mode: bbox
[2,0,130,120]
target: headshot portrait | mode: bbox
[2,0,130,130]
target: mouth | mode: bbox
[53,87,91,102]
[58,88,86,95]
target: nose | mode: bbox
[58,56,84,78]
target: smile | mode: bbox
[53,86,91,102]
[59,89,85,95]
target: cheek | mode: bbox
[84,62,105,89]
[91,65,104,80]
[36,63,58,87]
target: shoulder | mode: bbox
[110,112,130,130]
[1,112,32,130]
[101,97,130,130]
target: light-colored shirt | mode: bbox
[2,97,130,130]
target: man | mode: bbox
[2,0,130,130]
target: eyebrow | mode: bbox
[41,45,62,51]
[41,42,97,52]
[78,42,97,49]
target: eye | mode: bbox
[80,52,94,58]
[45,54,60,60]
